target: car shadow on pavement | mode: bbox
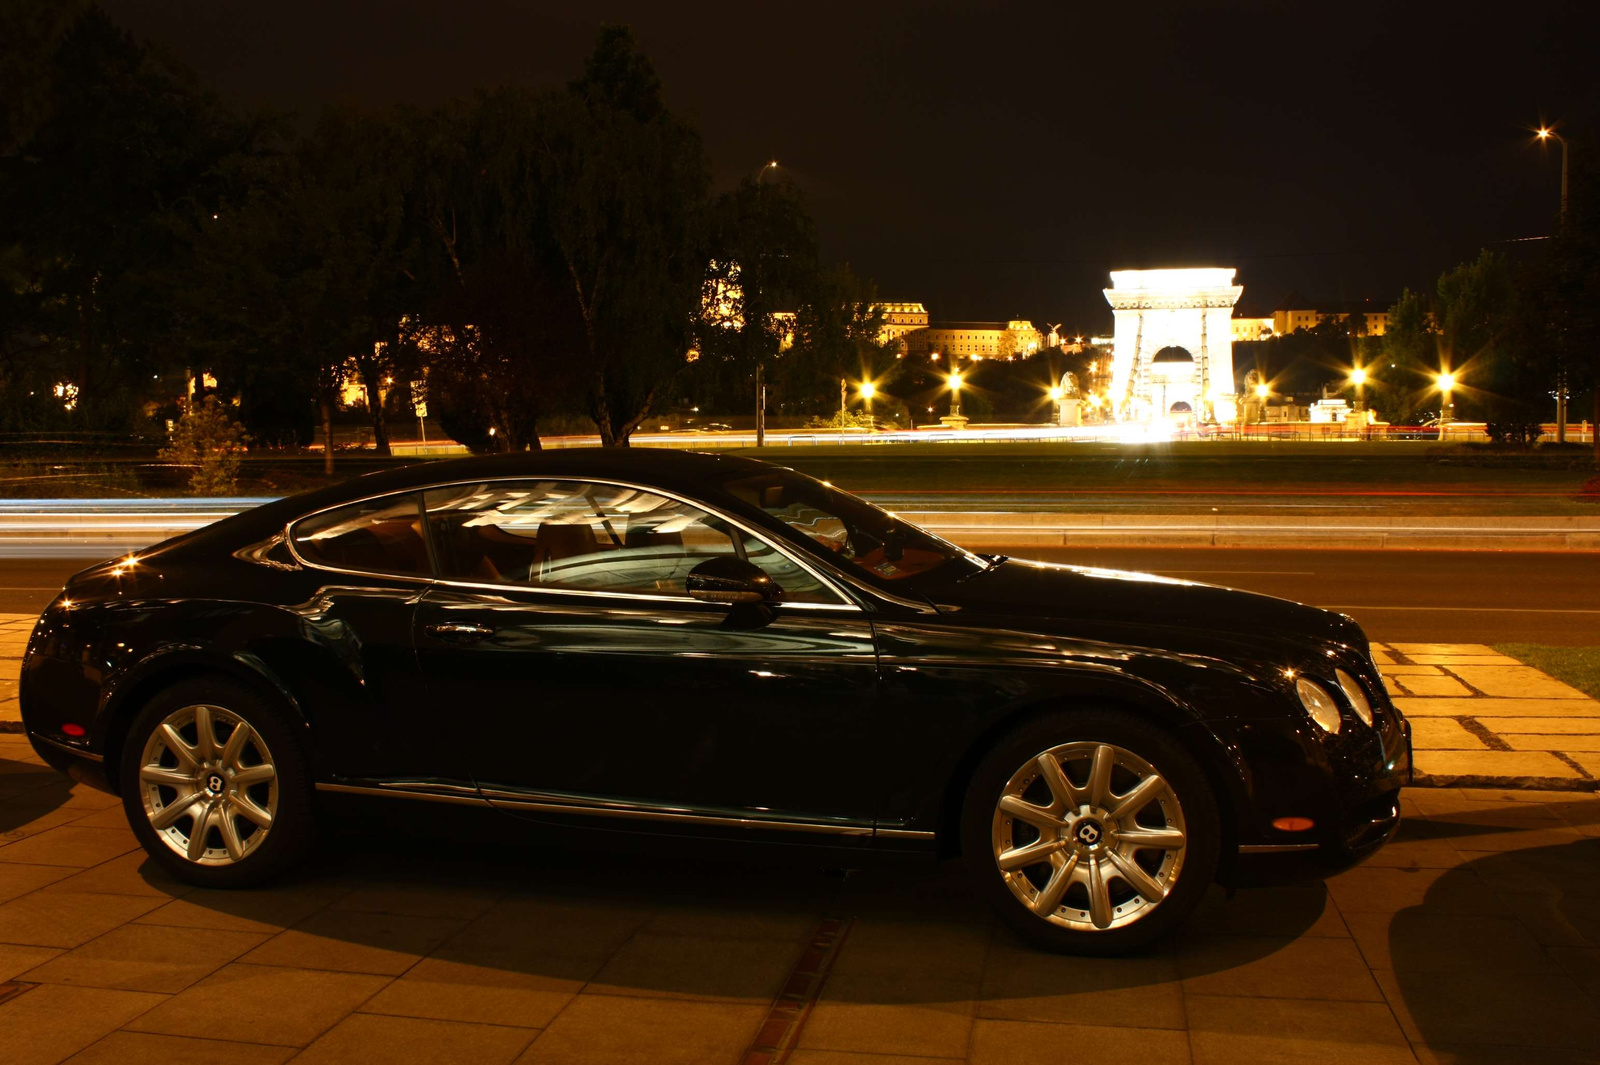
[1385,813,1600,1064]
[95,800,1336,1007]
[0,753,78,836]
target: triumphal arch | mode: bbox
[1103,268,1243,425]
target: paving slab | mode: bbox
[1413,750,1583,788]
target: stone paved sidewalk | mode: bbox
[1376,642,1600,791]
[3,731,1600,1064]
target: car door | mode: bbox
[410,478,884,829]
[285,490,444,781]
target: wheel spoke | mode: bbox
[997,837,1063,872]
[998,794,1059,830]
[1116,827,1185,849]
[1086,745,1115,808]
[1034,753,1081,812]
[232,763,275,787]
[228,792,273,829]
[217,809,245,861]
[159,724,199,771]
[1108,850,1167,903]
[150,792,203,830]
[187,806,212,860]
[140,765,194,789]
[1107,774,1166,820]
[1030,851,1079,915]
[193,707,218,760]
[221,720,253,771]
[1087,856,1114,929]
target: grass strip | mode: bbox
[1494,644,1600,700]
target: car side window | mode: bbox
[290,493,431,576]
[422,480,838,603]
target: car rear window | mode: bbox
[290,493,432,577]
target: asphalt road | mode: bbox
[1,548,1592,645]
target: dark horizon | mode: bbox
[101,0,1597,333]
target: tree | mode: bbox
[159,394,249,495]
[696,172,819,424]
[784,264,891,416]
[1372,288,1436,424]
[1,7,257,435]
[539,27,711,446]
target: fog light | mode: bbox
[1295,677,1342,734]
[1335,669,1373,727]
[61,723,86,737]
[1271,817,1315,832]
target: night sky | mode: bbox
[103,0,1598,333]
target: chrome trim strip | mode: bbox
[316,782,487,807]
[285,476,870,612]
[317,778,885,839]
[28,732,104,762]
[1237,843,1319,853]
[875,828,936,840]
[478,784,876,836]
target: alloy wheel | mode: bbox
[138,704,278,866]
[991,741,1187,931]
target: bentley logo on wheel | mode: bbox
[1075,821,1102,845]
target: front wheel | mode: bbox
[119,677,315,888]
[961,709,1220,954]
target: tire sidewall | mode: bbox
[119,676,314,888]
[961,708,1221,955]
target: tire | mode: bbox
[960,708,1220,955]
[119,676,315,888]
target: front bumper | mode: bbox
[1211,705,1412,886]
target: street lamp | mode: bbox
[1350,366,1367,410]
[1536,128,1569,222]
[947,371,964,417]
[1435,371,1456,439]
[1048,383,1065,426]
[756,159,779,184]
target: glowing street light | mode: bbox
[756,159,780,184]
[858,381,876,401]
[947,371,964,417]
[1536,127,1569,221]
[1435,371,1456,439]
[1349,366,1368,412]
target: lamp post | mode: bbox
[1436,371,1456,441]
[1537,129,1571,442]
[1536,128,1569,222]
[948,372,963,417]
[1255,382,1270,427]
[756,159,779,185]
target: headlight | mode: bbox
[1335,669,1373,727]
[1296,677,1342,734]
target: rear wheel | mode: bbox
[119,677,314,887]
[961,709,1220,954]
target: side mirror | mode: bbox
[687,556,780,604]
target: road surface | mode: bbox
[1,548,1592,645]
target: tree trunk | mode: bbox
[360,368,390,456]
[755,363,766,447]
[321,393,335,476]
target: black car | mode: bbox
[20,450,1409,953]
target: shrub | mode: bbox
[159,396,250,495]
[1484,421,1545,447]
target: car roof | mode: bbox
[158,449,783,558]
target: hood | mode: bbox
[929,558,1362,648]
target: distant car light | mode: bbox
[1296,677,1343,734]
[1335,669,1374,727]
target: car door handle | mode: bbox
[425,622,495,644]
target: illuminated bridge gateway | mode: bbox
[1104,268,1243,426]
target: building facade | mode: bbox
[905,319,1043,360]
[1272,293,1390,336]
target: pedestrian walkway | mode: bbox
[1378,642,1600,790]
[2,728,1599,1064]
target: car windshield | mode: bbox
[720,469,983,589]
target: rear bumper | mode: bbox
[26,730,115,794]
